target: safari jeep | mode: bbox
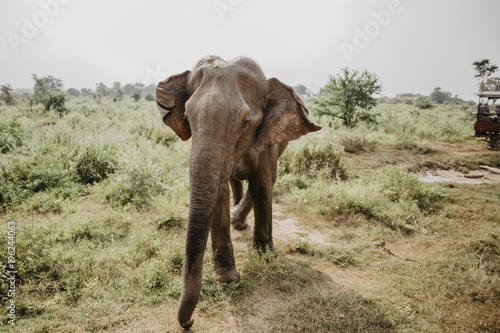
[472,91,500,151]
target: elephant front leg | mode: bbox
[211,184,240,283]
[249,174,275,253]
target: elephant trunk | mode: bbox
[177,139,231,329]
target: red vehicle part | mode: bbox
[472,91,500,151]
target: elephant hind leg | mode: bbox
[230,179,244,206]
[230,189,253,230]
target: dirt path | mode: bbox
[232,204,332,249]
[418,168,500,184]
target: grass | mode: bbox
[0,97,499,331]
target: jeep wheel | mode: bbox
[491,135,500,151]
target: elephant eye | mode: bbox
[241,118,251,129]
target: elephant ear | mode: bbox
[156,70,191,141]
[255,78,321,152]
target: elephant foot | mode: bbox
[179,318,194,330]
[253,242,276,254]
[214,267,240,283]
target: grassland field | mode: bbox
[0,97,499,332]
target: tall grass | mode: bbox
[285,167,444,231]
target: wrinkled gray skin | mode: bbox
[156,56,321,329]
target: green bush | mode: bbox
[44,91,67,116]
[415,97,434,110]
[372,168,444,212]
[152,215,185,231]
[132,121,179,146]
[75,145,117,184]
[274,174,310,197]
[0,149,85,210]
[290,168,444,231]
[150,124,178,145]
[338,131,375,153]
[326,247,359,267]
[395,136,430,154]
[104,165,167,208]
[0,118,24,153]
[279,134,347,180]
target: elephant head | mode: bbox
[156,56,320,328]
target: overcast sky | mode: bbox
[1,0,499,99]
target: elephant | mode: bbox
[155,55,321,329]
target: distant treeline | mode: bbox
[66,82,155,100]
[1,74,468,110]
[2,75,156,105]
[377,87,466,106]
[292,84,465,107]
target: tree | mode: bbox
[485,77,500,91]
[415,97,435,110]
[32,74,64,104]
[114,88,123,102]
[430,87,446,104]
[122,84,138,95]
[44,91,67,116]
[67,88,80,97]
[293,84,311,99]
[313,68,382,127]
[95,82,110,96]
[132,93,141,102]
[112,82,122,92]
[134,83,145,91]
[0,85,15,105]
[81,88,92,96]
[145,93,155,101]
[31,74,67,114]
[473,59,498,91]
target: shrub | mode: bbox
[326,247,359,267]
[395,136,430,154]
[104,165,167,208]
[274,174,310,197]
[290,168,444,231]
[0,85,15,105]
[373,168,444,212]
[152,215,185,231]
[29,184,87,213]
[130,122,179,146]
[415,97,434,110]
[132,93,141,102]
[150,124,178,145]
[0,150,85,211]
[75,145,117,184]
[44,91,67,116]
[279,134,347,180]
[338,131,375,153]
[0,118,24,153]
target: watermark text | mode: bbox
[6,222,17,326]
[213,0,244,21]
[7,0,72,54]
[340,0,404,63]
